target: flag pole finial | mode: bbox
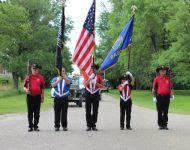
[62,0,66,7]
[131,5,137,15]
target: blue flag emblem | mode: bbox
[100,16,134,72]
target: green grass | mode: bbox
[0,89,53,115]
[0,75,24,98]
[108,90,190,115]
[0,88,23,98]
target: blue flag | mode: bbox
[100,16,134,72]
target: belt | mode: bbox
[157,94,170,97]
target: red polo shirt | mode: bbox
[152,76,172,95]
[24,74,44,96]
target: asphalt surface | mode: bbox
[0,94,190,150]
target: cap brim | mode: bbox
[156,67,168,73]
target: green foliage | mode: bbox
[97,0,190,89]
[151,1,190,88]
[0,0,73,88]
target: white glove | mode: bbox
[126,71,133,77]
[89,73,95,79]
[58,76,62,81]
[91,78,96,84]
[153,97,157,103]
[123,80,129,86]
[170,95,175,101]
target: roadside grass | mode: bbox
[0,79,189,115]
[108,89,190,115]
[0,89,53,115]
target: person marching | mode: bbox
[51,67,71,131]
[152,65,174,130]
[23,63,45,132]
[84,64,104,131]
[118,71,135,130]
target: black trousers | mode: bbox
[26,95,41,128]
[120,98,132,128]
[156,95,170,127]
[54,97,68,128]
[85,91,99,128]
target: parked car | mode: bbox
[68,75,85,107]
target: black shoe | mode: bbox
[28,128,33,132]
[34,128,40,131]
[159,126,164,130]
[127,127,132,130]
[164,126,169,130]
[63,127,68,131]
[55,128,59,131]
[120,127,124,130]
[92,127,98,131]
[86,127,91,131]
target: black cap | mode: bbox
[91,64,99,70]
[120,74,126,80]
[32,63,41,69]
[156,65,168,73]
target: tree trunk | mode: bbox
[162,28,170,50]
[150,31,157,52]
[12,72,19,90]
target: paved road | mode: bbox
[0,94,190,150]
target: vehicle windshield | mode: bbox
[71,76,84,86]
[72,78,79,85]
[79,77,84,85]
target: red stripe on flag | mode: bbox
[77,41,94,67]
[81,55,92,73]
[73,0,95,76]
[73,30,91,62]
[74,28,86,50]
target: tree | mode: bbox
[0,0,73,89]
[151,0,190,88]
[97,0,189,89]
[0,2,32,88]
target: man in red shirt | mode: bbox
[23,63,45,132]
[152,65,174,130]
[84,64,104,131]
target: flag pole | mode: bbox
[93,0,96,66]
[61,0,65,75]
[128,48,131,70]
[61,0,65,45]
[27,59,30,90]
[58,0,65,76]
[127,5,137,71]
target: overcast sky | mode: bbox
[65,0,110,74]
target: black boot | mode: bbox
[55,127,59,131]
[34,127,40,131]
[86,126,91,131]
[28,128,33,132]
[92,127,98,131]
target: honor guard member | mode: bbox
[51,68,71,131]
[152,65,174,130]
[23,63,45,132]
[118,71,135,130]
[84,64,104,131]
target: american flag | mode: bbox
[72,0,95,75]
